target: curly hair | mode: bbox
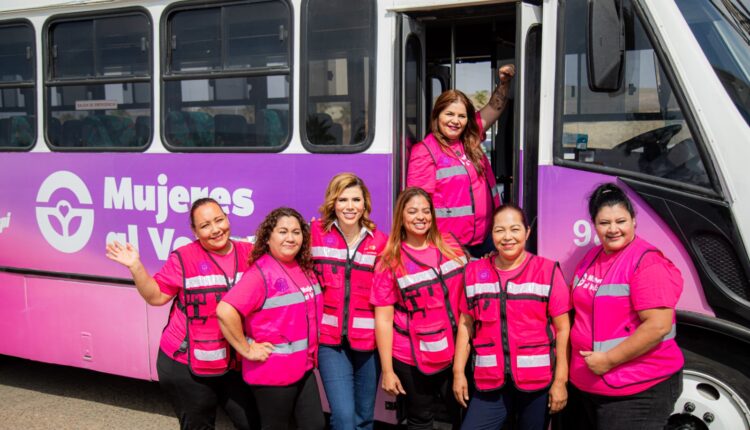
[319,172,376,232]
[249,207,313,271]
[430,89,485,176]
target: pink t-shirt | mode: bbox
[154,244,243,364]
[370,244,443,366]
[459,253,572,318]
[570,251,682,396]
[222,258,319,374]
[407,113,493,246]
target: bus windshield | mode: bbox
[676,0,750,125]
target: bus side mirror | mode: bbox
[587,0,624,92]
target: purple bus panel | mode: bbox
[0,152,393,278]
[536,165,713,316]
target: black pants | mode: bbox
[250,371,326,430]
[157,349,259,430]
[574,371,682,430]
[393,359,461,430]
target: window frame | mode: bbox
[160,0,294,153]
[0,19,37,152]
[300,0,377,154]
[552,0,721,198]
[42,7,154,152]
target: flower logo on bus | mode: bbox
[35,171,95,254]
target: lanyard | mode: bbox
[203,241,239,289]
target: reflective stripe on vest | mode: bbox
[596,283,630,297]
[506,282,550,296]
[475,354,498,367]
[397,256,467,289]
[311,246,348,260]
[247,337,309,355]
[594,323,677,352]
[194,347,227,361]
[466,282,501,298]
[435,205,474,218]
[185,272,245,289]
[352,317,375,329]
[420,337,449,352]
[263,291,306,310]
[436,165,467,180]
[517,354,551,368]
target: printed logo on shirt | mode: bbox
[325,236,335,245]
[479,269,490,281]
[199,261,211,275]
[438,155,452,167]
[275,278,289,293]
[300,284,316,300]
[576,273,603,292]
[406,261,419,272]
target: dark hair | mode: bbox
[250,207,313,271]
[492,203,529,229]
[190,198,223,228]
[588,183,635,221]
[430,90,485,176]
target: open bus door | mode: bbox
[515,1,542,253]
[397,14,426,195]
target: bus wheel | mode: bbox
[667,350,750,430]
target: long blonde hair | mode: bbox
[379,187,462,274]
[430,90,485,176]
[318,173,376,232]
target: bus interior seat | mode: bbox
[82,116,112,147]
[102,115,136,147]
[258,109,285,147]
[48,117,62,146]
[0,118,9,146]
[166,111,215,147]
[350,116,367,145]
[307,112,340,145]
[61,119,83,147]
[215,114,248,147]
[9,116,33,147]
[135,116,151,146]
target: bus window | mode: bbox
[558,0,711,189]
[0,21,35,150]
[163,1,292,151]
[46,12,151,149]
[302,0,376,151]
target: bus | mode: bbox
[0,0,748,427]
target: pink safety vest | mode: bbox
[393,235,467,374]
[573,236,683,388]
[173,240,252,376]
[311,220,388,351]
[464,254,558,392]
[418,134,500,245]
[242,254,323,386]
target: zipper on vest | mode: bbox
[498,273,512,381]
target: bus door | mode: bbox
[515,1,542,253]
[398,14,426,193]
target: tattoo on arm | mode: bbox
[489,83,510,111]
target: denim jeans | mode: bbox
[461,385,549,430]
[318,342,380,430]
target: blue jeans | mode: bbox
[318,342,380,430]
[461,385,549,430]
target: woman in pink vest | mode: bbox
[371,187,468,430]
[105,197,258,430]
[217,207,325,430]
[311,173,388,430]
[570,183,683,430]
[407,65,515,257]
[452,204,571,430]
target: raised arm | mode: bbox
[479,64,516,133]
[105,241,173,306]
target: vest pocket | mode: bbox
[413,320,453,366]
[514,342,552,385]
[472,337,500,388]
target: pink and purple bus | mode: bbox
[1,0,749,427]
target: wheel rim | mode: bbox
[668,369,750,430]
